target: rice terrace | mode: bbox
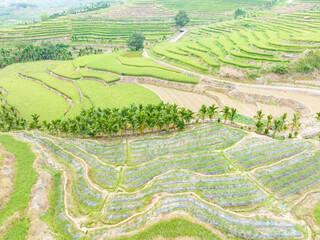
[2,0,320,239]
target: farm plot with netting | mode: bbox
[4,122,317,239]
[225,137,313,169]
[254,151,320,202]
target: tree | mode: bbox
[234,8,246,19]
[291,113,301,132]
[126,32,145,51]
[221,106,231,123]
[197,105,207,123]
[175,10,190,27]
[255,120,264,134]
[254,110,264,121]
[230,108,237,124]
[267,114,273,127]
[272,118,284,138]
[40,13,49,22]
[207,104,219,121]
[316,112,320,121]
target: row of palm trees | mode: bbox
[0,95,319,139]
[41,103,194,137]
[253,110,301,138]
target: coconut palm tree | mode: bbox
[267,114,273,127]
[272,118,284,138]
[230,108,237,124]
[254,110,264,121]
[197,104,208,123]
[291,113,301,132]
[221,106,231,123]
[207,104,219,121]
[255,120,264,134]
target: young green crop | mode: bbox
[115,218,221,240]
[0,135,36,225]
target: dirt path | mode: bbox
[168,29,189,43]
[26,144,54,240]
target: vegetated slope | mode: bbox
[0,51,197,120]
[4,123,319,239]
[151,10,320,73]
[0,134,36,239]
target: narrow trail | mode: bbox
[64,149,109,196]
[47,70,84,105]
[168,29,189,43]
[17,74,74,116]
[75,67,109,87]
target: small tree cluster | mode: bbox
[175,11,190,27]
[127,33,145,51]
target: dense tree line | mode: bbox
[1,92,319,140]
[0,42,72,68]
[0,100,194,138]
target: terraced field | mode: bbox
[151,10,320,72]
[0,19,176,44]
[0,51,198,120]
[1,123,319,239]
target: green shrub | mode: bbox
[294,51,320,73]
[268,63,290,74]
[247,71,261,79]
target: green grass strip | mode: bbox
[41,168,74,240]
[314,201,320,224]
[3,218,30,240]
[0,135,36,225]
[115,218,221,240]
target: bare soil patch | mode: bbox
[142,84,218,112]
[239,86,320,115]
[0,147,16,211]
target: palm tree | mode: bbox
[29,113,40,130]
[184,109,194,124]
[197,104,207,123]
[221,106,231,123]
[207,104,219,121]
[291,113,301,132]
[267,114,273,127]
[254,110,264,121]
[230,108,237,124]
[272,118,284,138]
[255,120,264,134]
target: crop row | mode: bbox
[255,151,320,199]
[130,123,244,163]
[124,151,230,189]
[226,139,312,169]
[66,139,126,164]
